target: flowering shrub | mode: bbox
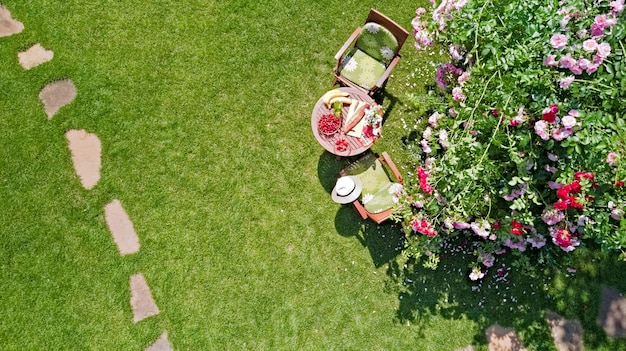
[396,0,626,280]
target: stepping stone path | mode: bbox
[18,43,53,69]
[2,5,170,348]
[0,6,24,37]
[486,324,526,351]
[65,129,101,190]
[39,79,77,119]
[130,273,160,323]
[104,199,141,255]
[546,311,584,351]
[145,331,173,351]
[598,287,626,338]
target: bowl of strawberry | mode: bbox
[318,114,340,136]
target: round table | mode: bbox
[311,87,376,157]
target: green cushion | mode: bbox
[363,182,402,214]
[343,153,392,195]
[339,48,387,90]
[356,22,399,63]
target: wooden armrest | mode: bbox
[381,151,403,183]
[334,27,362,63]
[351,200,369,220]
[373,54,401,91]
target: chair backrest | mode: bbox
[356,23,399,64]
[364,9,409,53]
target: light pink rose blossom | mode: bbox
[559,75,575,89]
[586,63,599,74]
[552,127,574,141]
[452,87,466,101]
[544,55,559,67]
[610,0,625,14]
[550,33,568,49]
[583,39,598,52]
[607,151,619,166]
[458,71,471,86]
[577,58,591,70]
[561,115,577,128]
[560,54,576,69]
[597,42,612,58]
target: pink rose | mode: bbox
[458,71,471,86]
[577,58,591,70]
[550,34,568,49]
[597,42,611,58]
[569,64,583,75]
[607,151,619,166]
[591,23,604,37]
[559,75,575,89]
[568,109,580,117]
[586,63,599,74]
[452,87,466,101]
[560,54,576,69]
[610,0,625,14]
[552,128,573,141]
[562,115,577,128]
[582,39,598,52]
[544,55,559,67]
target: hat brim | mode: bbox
[331,176,363,204]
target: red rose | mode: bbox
[542,112,556,123]
[554,200,569,210]
[569,181,582,193]
[556,229,571,248]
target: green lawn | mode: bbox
[2,0,626,350]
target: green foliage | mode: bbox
[400,0,626,281]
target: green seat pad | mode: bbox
[357,22,399,63]
[343,153,402,214]
[339,48,387,90]
[343,153,393,195]
[363,182,402,214]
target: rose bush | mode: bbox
[395,0,626,280]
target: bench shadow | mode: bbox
[316,151,404,268]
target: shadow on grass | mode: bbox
[387,237,626,349]
[316,151,405,268]
[334,206,405,268]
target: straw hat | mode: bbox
[331,176,362,204]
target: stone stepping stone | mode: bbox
[104,199,140,255]
[39,79,77,119]
[0,6,24,37]
[18,44,54,69]
[65,129,101,190]
[145,331,173,351]
[546,311,584,351]
[130,273,160,323]
[486,324,527,351]
[598,287,626,338]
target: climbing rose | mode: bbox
[550,34,568,49]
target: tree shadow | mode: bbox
[387,237,626,349]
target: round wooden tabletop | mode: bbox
[311,87,376,157]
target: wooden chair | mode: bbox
[339,151,404,224]
[332,9,409,97]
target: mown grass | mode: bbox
[2,0,626,350]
